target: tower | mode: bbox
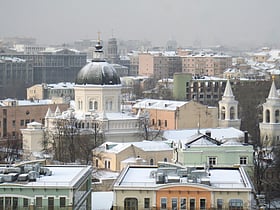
[218,80,241,129]
[259,78,280,147]
[107,37,119,64]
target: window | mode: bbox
[172,198,178,210]
[230,107,235,120]
[12,120,16,127]
[25,119,30,126]
[95,159,98,167]
[20,120,24,126]
[89,101,93,110]
[217,199,223,210]
[48,197,54,210]
[229,199,243,210]
[180,198,186,210]
[13,197,18,209]
[36,197,42,207]
[0,197,3,210]
[124,198,138,210]
[158,120,161,126]
[161,198,167,209]
[60,197,66,208]
[5,197,11,209]
[200,199,206,210]
[144,198,150,209]
[240,157,248,165]
[150,159,154,165]
[164,120,168,127]
[164,158,168,162]
[208,157,217,166]
[266,109,270,123]
[276,110,280,123]
[190,199,195,210]
[23,198,28,207]
[221,106,225,120]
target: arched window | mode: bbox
[276,110,280,123]
[94,101,98,110]
[164,158,168,162]
[124,198,138,210]
[95,159,98,167]
[266,109,270,123]
[89,101,93,110]
[150,159,154,165]
[230,107,235,120]
[221,106,226,120]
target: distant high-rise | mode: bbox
[107,37,120,64]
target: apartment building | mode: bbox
[0,98,68,140]
[0,161,92,209]
[138,52,182,79]
[113,164,254,210]
[182,52,232,76]
[133,99,218,130]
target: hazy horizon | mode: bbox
[1,0,280,48]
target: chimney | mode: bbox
[244,131,249,144]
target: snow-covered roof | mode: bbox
[163,127,245,142]
[133,99,188,111]
[0,56,26,63]
[96,140,172,154]
[0,165,92,187]
[92,192,113,210]
[115,166,252,189]
[0,99,54,106]
[47,82,75,89]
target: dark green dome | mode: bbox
[75,60,121,85]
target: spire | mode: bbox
[45,107,52,118]
[223,80,234,98]
[92,31,105,62]
[268,77,278,99]
[54,106,61,116]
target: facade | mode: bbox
[181,52,232,76]
[92,141,172,172]
[138,52,182,79]
[27,82,75,101]
[0,48,87,84]
[133,99,218,130]
[0,99,68,140]
[112,164,254,210]
[259,79,280,146]
[0,161,92,209]
[174,132,254,167]
[0,56,33,98]
[218,80,241,129]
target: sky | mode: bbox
[1,0,280,48]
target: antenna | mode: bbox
[97,31,101,42]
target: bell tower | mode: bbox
[259,77,280,147]
[218,80,241,129]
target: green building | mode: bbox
[0,160,92,209]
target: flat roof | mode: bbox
[0,165,92,187]
[115,166,252,190]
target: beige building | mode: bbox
[138,52,182,79]
[27,82,74,101]
[92,141,172,172]
[133,99,218,130]
[182,53,232,76]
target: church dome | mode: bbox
[75,41,121,85]
[75,61,121,85]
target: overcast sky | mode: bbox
[1,0,279,48]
